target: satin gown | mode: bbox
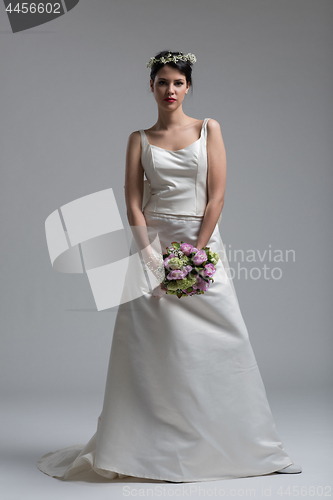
[37,118,294,482]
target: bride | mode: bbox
[37,50,301,482]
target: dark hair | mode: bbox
[149,50,194,94]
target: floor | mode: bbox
[1,387,332,500]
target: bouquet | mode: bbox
[160,241,220,298]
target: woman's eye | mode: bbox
[158,82,183,86]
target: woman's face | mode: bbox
[150,65,190,109]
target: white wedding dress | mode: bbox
[37,118,294,482]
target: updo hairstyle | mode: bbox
[148,50,194,95]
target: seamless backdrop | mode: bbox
[1,0,332,410]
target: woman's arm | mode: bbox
[195,119,227,249]
[125,131,166,298]
[124,131,153,255]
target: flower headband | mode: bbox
[146,52,197,69]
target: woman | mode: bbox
[37,50,301,482]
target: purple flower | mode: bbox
[180,242,194,256]
[191,247,199,254]
[164,253,176,270]
[203,263,216,277]
[192,249,208,266]
[167,269,187,280]
[193,276,210,292]
[184,265,193,273]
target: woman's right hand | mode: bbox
[152,285,167,300]
[142,249,166,283]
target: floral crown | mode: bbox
[146,52,197,69]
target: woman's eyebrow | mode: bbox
[157,78,185,82]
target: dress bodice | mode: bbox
[139,118,211,217]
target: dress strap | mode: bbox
[139,129,149,152]
[201,118,210,141]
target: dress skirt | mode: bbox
[37,210,293,482]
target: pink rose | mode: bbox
[167,269,187,280]
[193,276,210,292]
[192,249,208,266]
[180,242,194,256]
[203,263,216,277]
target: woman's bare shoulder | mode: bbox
[127,129,142,141]
[126,130,142,152]
[207,118,221,131]
[207,118,224,143]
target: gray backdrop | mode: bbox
[1,0,332,402]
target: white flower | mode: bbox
[146,52,197,69]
